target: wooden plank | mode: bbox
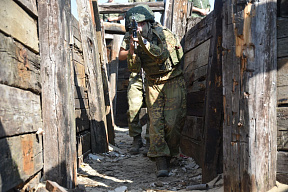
[75,98,89,109]
[222,1,277,191]
[38,0,77,188]
[75,109,90,133]
[0,134,43,192]
[277,18,288,39]
[75,86,88,99]
[0,33,41,94]
[103,22,126,34]
[180,135,203,167]
[0,84,42,137]
[277,57,288,87]
[14,0,38,17]
[184,13,213,52]
[77,131,91,158]
[201,0,223,182]
[183,39,210,72]
[93,0,115,145]
[278,0,288,17]
[187,91,205,117]
[277,37,288,58]
[170,0,188,42]
[0,0,38,53]
[277,151,288,184]
[98,1,165,14]
[277,107,288,131]
[76,0,109,153]
[277,130,288,150]
[108,34,123,117]
[181,116,204,141]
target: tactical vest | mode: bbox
[136,23,183,76]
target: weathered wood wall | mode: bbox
[0,0,43,191]
[276,5,288,183]
[180,12,214,171]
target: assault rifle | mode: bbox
[130,15,146,102]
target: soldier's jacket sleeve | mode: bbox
[121,32,142,73]
[138,26,182,65]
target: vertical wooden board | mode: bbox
[0,134,43,192]
[0,84,42,137]
[76,131,91,157]
[38,0,77,188]
[76,0,109,153]
[223,0,277,190]
[0,33,41,93]
[171,0,187,41]
[0,0,38,53]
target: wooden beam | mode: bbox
[98,2,164,14]
[202,0,223,183]
[222,0,277,191]
[103,22,126,34]
[92,0,116,145]
[38,0,77,188]
[76,0,109,153]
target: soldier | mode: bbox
[189,0,211,18]
[119,0,153,156]
[119,5,187,177]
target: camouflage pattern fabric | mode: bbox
[189,0,210,18]
[146,75,187,157]
[127,72,149,140]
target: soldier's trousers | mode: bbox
[127,72,149,139]
[146,75,187,157]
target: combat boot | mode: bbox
[129,135,143,155]
[156,157,169,177]
[142,139,150,156]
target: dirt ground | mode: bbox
[76,125,288,192]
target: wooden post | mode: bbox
[38,0,77,188]
[92,0,115,145]
[222,0,277,191]
[201,0,223,183]
[76,0,109,153]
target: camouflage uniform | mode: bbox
[189,0,210,18]
[124,6,187,159]
[121,36,149,152]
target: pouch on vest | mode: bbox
[169,35,183,66]
[127,53,141,73]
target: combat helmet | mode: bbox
[125,4,155,31]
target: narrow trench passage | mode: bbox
[76,125,224,192]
